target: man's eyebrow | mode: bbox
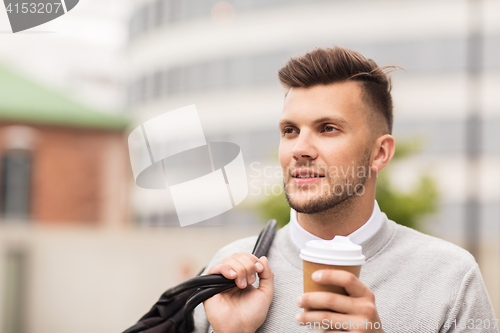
[279,116,350,128]
[279,119,295,128]
[312,116,349,128]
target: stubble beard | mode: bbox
[284,149,372,215]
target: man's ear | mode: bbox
[371,134,395,174]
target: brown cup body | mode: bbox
[303,260,361,305]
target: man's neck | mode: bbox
[296,195,375,240]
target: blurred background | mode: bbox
[0,0,499,332]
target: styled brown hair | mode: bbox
[278,46,397,134]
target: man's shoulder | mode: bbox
[217,234,260,257]
[201,234,260,274]
[388,220,476,271]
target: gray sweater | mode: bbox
[193,214,498,332]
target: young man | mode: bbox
[192,47,497,333]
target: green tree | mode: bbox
[254,139,439,231]
[254,190,290,229]
[375,139,439,230]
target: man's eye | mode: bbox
[324,125,337,133]
[283,128,298,135]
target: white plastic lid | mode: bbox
[299,236,365,266]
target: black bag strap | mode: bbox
[252,218,278,259]
[123,219,278,333]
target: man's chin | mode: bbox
[289,202,328,215]
[285,192,351,215]
[286,195,327,214]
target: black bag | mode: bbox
[123,219,278,333]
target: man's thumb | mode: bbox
[257,256,274,294]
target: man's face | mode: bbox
[279,81,374,214]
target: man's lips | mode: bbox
[291,168,325,178]
[292,177,324,185]
[290,169,325,185]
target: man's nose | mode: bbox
[291,132,318,162]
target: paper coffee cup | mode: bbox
[299,236,365,333]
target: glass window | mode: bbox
[160,0,171,25]
[127,81,137,105]
[186,63,205,91]
[153,0,164,28]
[178,0,191,20]
[152,70,166,99]
[167,67,188,94]
[130,35,500,103]
[128,13,138,40]
[169,0,182,22]
[1,150,32,220]
[251,53,285,84]
[204,60,228,89]
[227,56,252,86]
[187,0,208,18]
[485,35,500,69]
[137,5,148,34]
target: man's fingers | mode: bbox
[297,291,355,314]
[206,263,236,279]
[233,253,264,274]
[206,253,266,289]
[208,259,246,288]
[312,270,369,298]
[232,253,258,285]
[222,257,249,288]
[256,256,274,296]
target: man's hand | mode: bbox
[203,253,274,333]
[296,269,384,333]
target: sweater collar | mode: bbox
[289,200,384,250]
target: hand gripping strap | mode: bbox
[182,219,277,332]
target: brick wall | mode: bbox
[0,122,131,226]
